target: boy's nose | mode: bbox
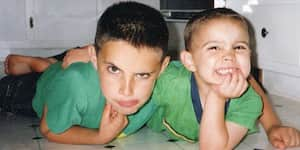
[223,51,235,62]
[119,78,134,96]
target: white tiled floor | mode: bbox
[0,95,300,150]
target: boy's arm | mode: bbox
[62,45,97,69]
[40,104,128,144]
[200,71,249,149]
[248,75,281,131]
[200,92,248,150]
[248,75,300,148]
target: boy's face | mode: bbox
[97,41,169,115]
[184,18,251,85]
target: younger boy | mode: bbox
[147,8,262,149]
[31,1,169,144]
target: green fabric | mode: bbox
[33,62,156,135]
[147,61,262,142]
[32,62,104,133]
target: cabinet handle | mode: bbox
[29,17,34,28]
[261,27,268,38]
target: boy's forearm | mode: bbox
[200,94,229,149]
[259,95,281,133]
[248,75,281,132]
[40,107,113,145]
[42,126,112,144]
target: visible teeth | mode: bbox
[216,68,233,75]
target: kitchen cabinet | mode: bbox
[0,0,159,49]
[0,0,98,48]
[0,0,28,44]
[31,0,98,47]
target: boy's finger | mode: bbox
[103,104,112,119]
[220,74,232,90]
[296,132,300,146]
[288,129,300,147]
[271,139,286,149]
[282,131,293,146]
[4,55,10,74]
[231,70,239,85]
[113,111,128,126]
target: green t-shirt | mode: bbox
[147,61,263,142]
[32,62,156,136]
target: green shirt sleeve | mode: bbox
[33,62,100,134]
[225,86,263,133]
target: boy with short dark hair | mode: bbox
[32,1,169,144]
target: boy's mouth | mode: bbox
[117,100,139,108]
[215,68,237,75]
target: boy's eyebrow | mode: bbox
[102,60,157,74]
[201,41,221,47]
[236,41,250,45]
[135,70,156,75]
[202,40,250,46]
[102,60,121,68]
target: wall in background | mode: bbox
[227,0,300,101]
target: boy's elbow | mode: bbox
[39,121,56,142]
[39,127,53,141]
[200,144,232,150]
[200,140,233,150]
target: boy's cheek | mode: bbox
[241,65,251,79]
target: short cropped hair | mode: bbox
[184,8,249,51]
[94,1,169,58]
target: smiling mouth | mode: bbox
[216,68,237,75]
[117,100,139,108]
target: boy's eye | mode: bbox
[107,66,120,74]
[234,45,249,51]
[136,73,150,79]
[208,46,219,51]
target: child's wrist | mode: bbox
[267,124,282,136]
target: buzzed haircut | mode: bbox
[94,1,169,58]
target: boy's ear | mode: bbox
[88,45,98,70]
[159,56,170,75]
[180,50,196,72]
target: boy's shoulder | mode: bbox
[229,85,263,116]
[156,61,191,87]
[41,62,97,81]
[160,61,191,79]
[37,62,100,96]
[152,61,192,104]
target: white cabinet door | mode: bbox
[249,4,300,67]
[227,1,300,76]
[0,0,159,49]
[0,0,28,43]
[32,0,98,47]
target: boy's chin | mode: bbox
[118,107,139,115]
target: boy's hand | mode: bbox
[98,104,128,143]
[62,45,97,69]
[268,125,300,149]
[213,69,248,100]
